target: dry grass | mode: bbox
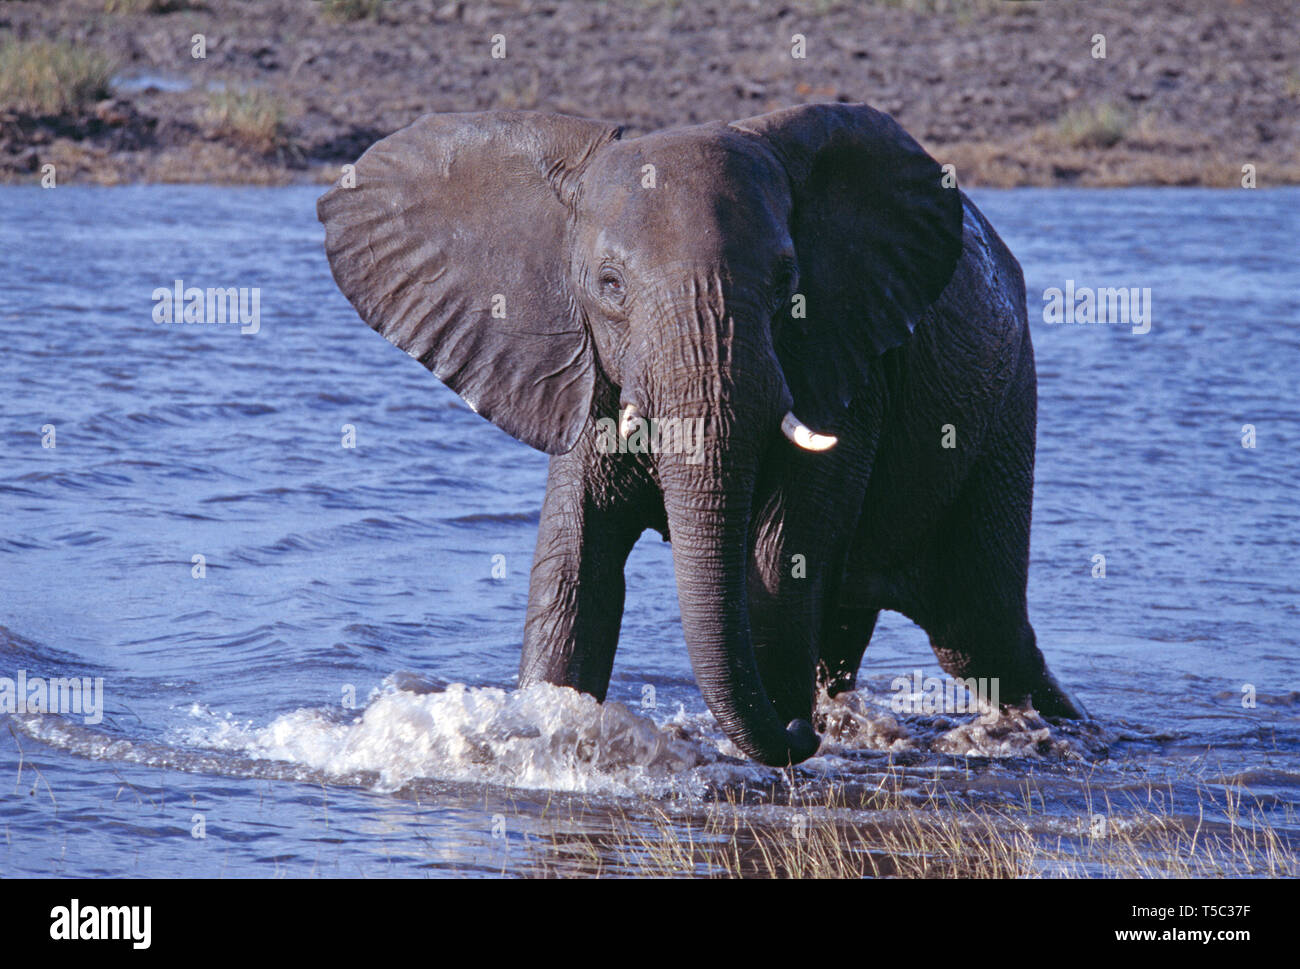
[1054,101,1134,149]
[0,39,114,116]
[204,88,290,155]
[522,767,1298,878]
[315,0,385,22]
[934,108,1300,187]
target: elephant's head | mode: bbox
[318,104,963,765]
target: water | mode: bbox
[1,186,1296,877]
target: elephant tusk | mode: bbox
[781,412,838,451]
[620,403,642,439]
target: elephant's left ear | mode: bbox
[731,103,964,423]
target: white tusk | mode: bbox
[781,412,837,451]
[620,403,642,439]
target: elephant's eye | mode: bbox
[597,266,625,301]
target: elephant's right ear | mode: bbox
[317,111,622,454]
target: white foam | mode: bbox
[178,678,765,796]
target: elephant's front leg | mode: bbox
[518,441,650,701]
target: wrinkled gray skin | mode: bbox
[318,103,1086,767]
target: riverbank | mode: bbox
[1,0,1297,186]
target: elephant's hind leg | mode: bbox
[923,610,1083,719]
[915,381,1084,719]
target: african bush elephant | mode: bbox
[317,102,1085,767]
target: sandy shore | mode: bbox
[1,0,1297,186]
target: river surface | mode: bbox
[1,186,1297,877]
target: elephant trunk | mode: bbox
[654,381,820,766]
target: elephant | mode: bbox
[317,102,1086,767]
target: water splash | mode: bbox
[169,677,1105,797]
[813,686,1109,761]
[177,678,762,796]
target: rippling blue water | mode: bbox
[1,186,1296,876]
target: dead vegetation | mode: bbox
[516,768,1297,878]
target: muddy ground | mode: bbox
[1,0,1297,186]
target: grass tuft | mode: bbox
[315,0,386,22]
[204,88,289,155]
[1055,101,1133,149]
[0,40,115,117]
